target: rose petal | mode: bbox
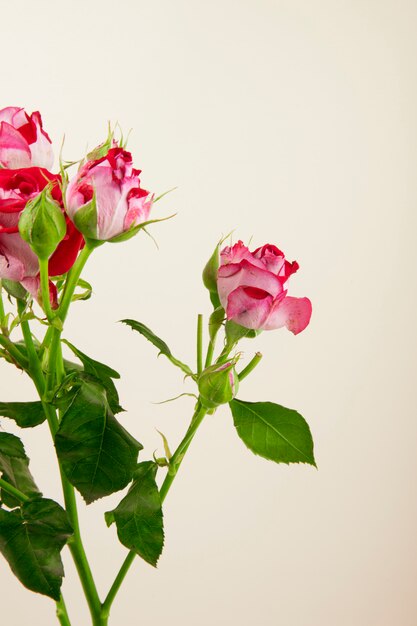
[218,258,283,309]
[0,122,31,168]
[262,295,312,334]
[226,285,273,329]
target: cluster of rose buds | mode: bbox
[0,107,153,306]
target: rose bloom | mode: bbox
[0,107,53,170]
[217,241,312,334]
[66,147,153,241]
[0,168,84,305]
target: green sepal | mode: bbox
[73,195,98,240]
[0,432,42,508]
[108,214,176,244]
[229,399,316,466]
[0,498,73,600]
[0,401,46,428]
[225,320,260,345]
[121,319,193,377]
[86,124,115,161]
[55,379,142,504]
[105,461,164,567]
[1,279,28,301]
[208,306,225,342]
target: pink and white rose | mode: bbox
[65,147,153,241]
[0,107,53,170]
[217,241,312,334]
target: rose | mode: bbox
[65,147,153,241]
[217,240,312,334]
[0,167,84,304]
[0,107,54,170]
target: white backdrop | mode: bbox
[1,1,416,624]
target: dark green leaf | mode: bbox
[0,401,46,428]
[62,340,120,379]
[55,379,142,504]
[105,461,164,567]
[121,319,193,376]
[0,498,72,599]
[0,433,41,507]
[229,399,316,466]
[62,340,123,414]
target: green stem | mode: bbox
[58,245,93,322]
[0,281,6,327]
[204,342,214,367]
[56,595,72,626]
[39,257,55,322]
[0,335,28,369]
[17,301,45,396]
[0,477,30,503]
[102,403,208,619]
[238,352,263,382]
[197,314,203,375]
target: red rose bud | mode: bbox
[66,147,153,242]
[198,361,239,410]
[217,240,312,335]
[0,107,53,170]
[19,187,66,260]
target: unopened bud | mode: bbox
[198,361,239,409]
[19,186,66,260]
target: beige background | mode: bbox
[1,0,417,624]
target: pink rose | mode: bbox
[217,241,312,334]
[65,147,153,241]
[0,167,84,305]
[0,107,53,170]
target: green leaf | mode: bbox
[0,433,42,507]
[0,498,72,599]
[0,401,46,428]
[62,340,120,379]
[55,379,142,504]
[62,340,123,413]
[229,399,316,466]
[121,319,193,376]
[105,461,164,567]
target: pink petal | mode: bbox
[0,107,22,124]
[262,295,312,334]
[0,249,26,281]
[218,258,283,309]
[27,114,54,169]
[226,286,273,329]
[0,233,39,278]
[0,122,31,168]
[22,276,58,309]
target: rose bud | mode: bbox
[198,361,239,409]
[217,241,312,335]
[0,168,84,306]
[0,107,53,170]
[19,187,66,260]
[65,147,153,242]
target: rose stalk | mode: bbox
[0,107,315,626]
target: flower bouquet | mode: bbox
[0,106,315,625]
